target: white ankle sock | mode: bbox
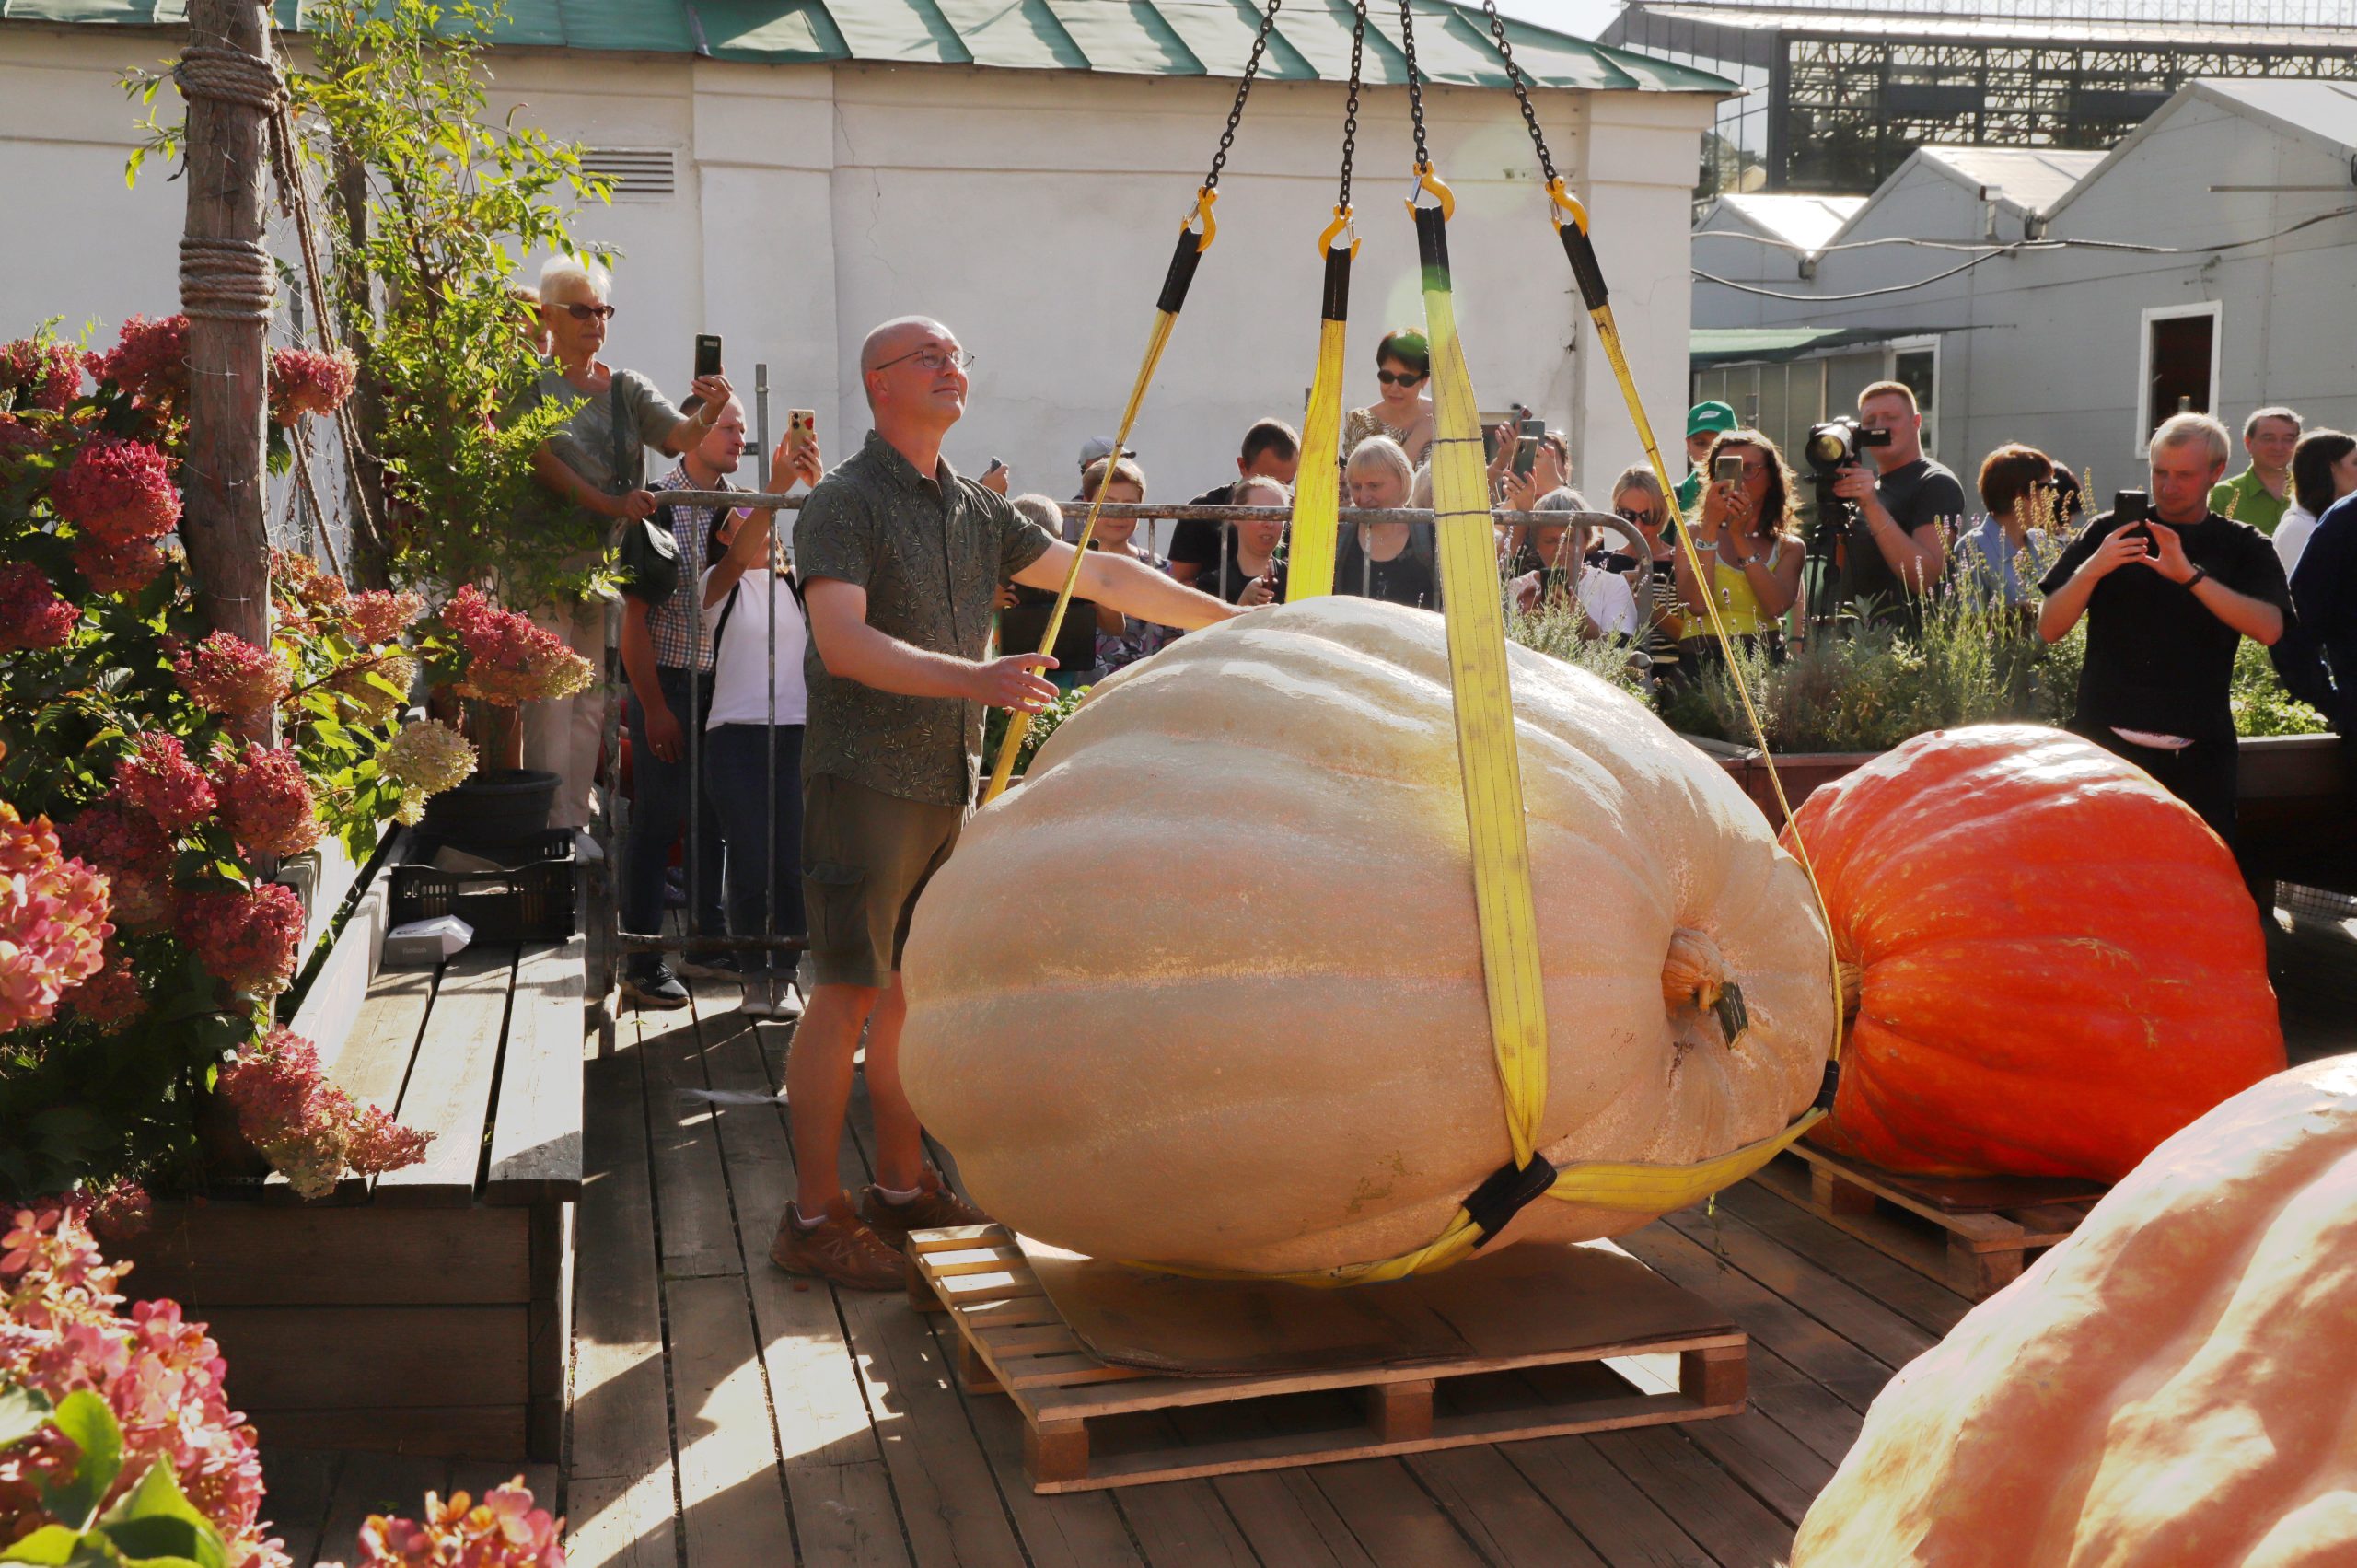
[794,1204,837,1231]
[874,1182,923,1205]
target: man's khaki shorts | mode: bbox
[801,772,967,990]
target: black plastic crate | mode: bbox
[388,830,578,944]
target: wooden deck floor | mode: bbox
[262,907,2357,1568]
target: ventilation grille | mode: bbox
[580,148,678,202]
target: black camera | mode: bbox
[1803,417,1893,474]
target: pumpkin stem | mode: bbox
[1662,928,1748,1046]
[1835,958,1864,1025]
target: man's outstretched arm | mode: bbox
[1011,540,1244,631]
[802,577,1057,711]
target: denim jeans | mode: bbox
[621,667,726,947]
[704,723,807,977]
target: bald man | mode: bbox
[772,316,1244,1289]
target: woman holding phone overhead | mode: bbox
[522,256,732,855]
[1672,428,1806,663]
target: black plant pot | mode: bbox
[418,768,562,852]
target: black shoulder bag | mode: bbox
[610,377,681,604]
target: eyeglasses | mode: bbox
[555,302,616,321]
[872,346,976,375]
[1376,370,1427,387]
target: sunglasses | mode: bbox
[1376,370,1427,387]
[1617,507,1659,525]
[554,302,616,321]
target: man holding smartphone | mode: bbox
[772,315,1248,1291]
[2038,412,2293,842]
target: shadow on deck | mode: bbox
[262,901,2357,1568]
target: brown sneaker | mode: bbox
[768,1202,905,1291]
[859,1167,993,1250]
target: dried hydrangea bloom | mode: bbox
[110,732,216,834]
[0,803,114,1034]
[265,346,358,426]
[439,586,595,704]
[174,882,303,997]
[86,313,190,412]
[0,563,78,653]
[173,631,291,722]
[347,588,426,645]
[59,802,174,932]
[51,434,180,548]
[0,337,83,412]
[217,1028,430,1200]
[215,744,321,860]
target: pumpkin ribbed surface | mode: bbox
[900,598,1832,1275]
[1792,1055,2357,1568]
[1782,724,2284,1182]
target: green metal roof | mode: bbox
[1690,325,1967,366]
[1,0,1735,92]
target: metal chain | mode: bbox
[1337,0,1367,212]
[1479,0,1561,187]
[1202,0,1284,193]
[1396,0,1430,175]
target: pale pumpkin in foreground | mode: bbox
[899,598,1834,1276]
[1792,1055,2357,1568]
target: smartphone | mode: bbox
[693,333,723,379]
[787,408,816,448]
[1514,416,1546,479]
[2113,489,2153,527]
[1714,454,1745,488]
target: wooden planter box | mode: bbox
[118,831,584,1462]
[1679,734,1878,830]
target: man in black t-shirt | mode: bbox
[1831,380,1968,626]
[1168,418,1300,587]
[2038,412,2293,843]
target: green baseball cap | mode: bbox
[1687,401,1738,437]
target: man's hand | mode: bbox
[970,654,1059,713]
[2137,521,2197,583]
[688,372,732,412]
[611,488,660,520]
[981,459,1011,496]
[772,430,824,489]
[1829,464,1878,505]
[1502,469,1539,516]
[2081,524,2153,581]
[640,700,685,764]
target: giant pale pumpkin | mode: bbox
[899,598,1834,1276]
[1792,1055,2357,1568]
[1782,724,2283,1182]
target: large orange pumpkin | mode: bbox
[900,598,1835,1276]
[1791,1055,2357,1567]
[1782,724,2283,1182]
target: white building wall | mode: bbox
[0,24,1714,516]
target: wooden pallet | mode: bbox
[903,1225,1750,1493]
[1751,1144,2104,1299]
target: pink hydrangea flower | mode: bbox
[332,1478,563,1568]
[175,882,303,997]
[71,534,167,597]
[111,732,216,834]
[0,337,83,413]
[268,548,351,628]
[438,587,595,706]
[266,347,358,426]
[85,1179,152,1241]
[215,745,321,860]
[0,1198,282,1566]
[174,632,291,721]
[0,803,115,1034]
[216,1029,430,1200]
[51,434,181,549]
[0,562,79,653]
[59,803,174,933]
[348,588,426,645]
[86,314,190,412]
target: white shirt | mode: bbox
[2274,505,2318,579]
[701,562,807,727]
[1579,565,1641,638]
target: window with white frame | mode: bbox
[1889,338,1939,459]
[2135,302,2221,455]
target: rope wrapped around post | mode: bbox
[174,27,284,325]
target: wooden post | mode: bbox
[176,0,277,675]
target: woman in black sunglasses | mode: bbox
[1343,328,1434,466]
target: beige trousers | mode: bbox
[520,600,610,831]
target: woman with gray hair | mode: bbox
[1335,436,1437,610]
[522,254,733,853]
[1508,488,1640,639]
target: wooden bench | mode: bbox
[123,901,585,1462]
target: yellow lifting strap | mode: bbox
[981,192,1216,806]
[1127,170,1836,1292]
[1286,210,1357,603]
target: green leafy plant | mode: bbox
[0,1390,230,1568]
[286,0,614,603]
[2230,636,2331,737]
[984,684,1093,780]
[1504,598,1649,698]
